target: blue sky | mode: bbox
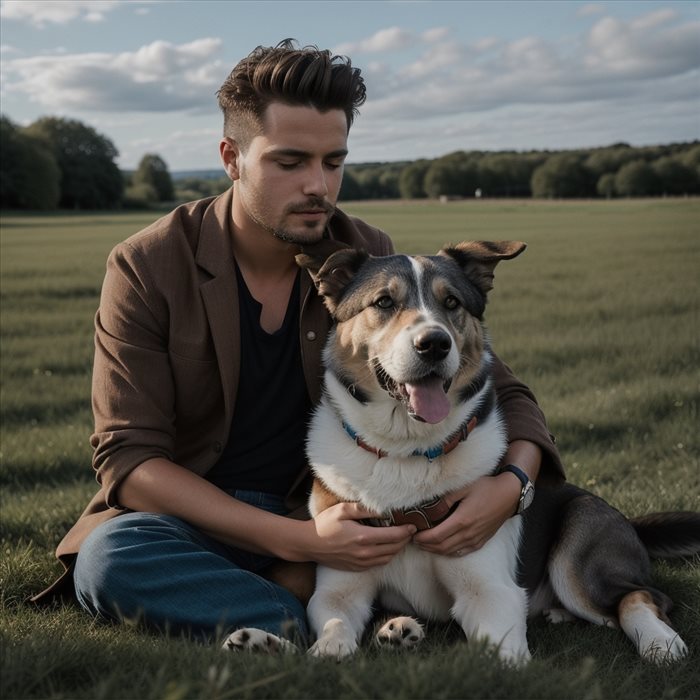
[1,0,698,171]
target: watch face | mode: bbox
[519,482,535,513]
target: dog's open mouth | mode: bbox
[373,362,452,424]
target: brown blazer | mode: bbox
[33,188,563,602]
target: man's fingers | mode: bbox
[342,501,381,520]
[340,502,417,539]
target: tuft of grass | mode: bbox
[1,201,699,699]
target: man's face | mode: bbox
[230,103,349,245]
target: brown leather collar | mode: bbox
[343,416,477,462]
[390,496,456,530]
[363,496,456,531]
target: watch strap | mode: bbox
[498,464,534,514]
[498,464,529,487]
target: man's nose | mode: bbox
[302,162,329,198]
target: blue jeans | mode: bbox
[72,490,308,643]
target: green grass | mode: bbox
[1,200,699,699]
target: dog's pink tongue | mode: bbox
[404,378,450,424]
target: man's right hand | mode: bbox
[302,502,416,571]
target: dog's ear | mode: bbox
[297,245,369,315]
[295,239,351,277]
[439,241,526,296]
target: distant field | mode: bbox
[1,199,699,700]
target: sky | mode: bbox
[1,0,699,172]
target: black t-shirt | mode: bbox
[206,265,312,495]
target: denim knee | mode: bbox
[73,511,309,641]
[73,512,201,620]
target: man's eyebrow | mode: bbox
[268,148,349,159]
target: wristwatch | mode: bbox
[498,464,535,515]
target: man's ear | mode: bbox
[296,242,368,315]
[439,241,526,296]
[220,137,241,181]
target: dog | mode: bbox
[223,240,700,663]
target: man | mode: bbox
[33,40,563,645]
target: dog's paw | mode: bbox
[221,628,298,654]
[308,636,358,660]
[497,642,532,667]
[307,618,358,660]
[544,608,576,624]
[639,633,688,664]
[375,616,425,650]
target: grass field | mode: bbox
[1,199,699,699]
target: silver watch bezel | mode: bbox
[517,479,535,514]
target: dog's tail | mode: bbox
[630,511,700,559]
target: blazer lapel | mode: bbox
[195,188,239,429]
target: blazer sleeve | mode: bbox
[90,241,176,508]
[491,354,565,482]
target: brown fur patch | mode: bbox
[264,561,317,606]
[618,590,671,625]
[311,478,343,514]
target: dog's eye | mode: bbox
[375,296,394,309]
[444,296,460,310]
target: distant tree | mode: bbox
[584,145,636,180]
[133,153,175,202]
[123,183,159,209]
[651,156,697,195]
[378,168,401,199]
[424,155,479,198]
[679,143,700,171]
[679,144,700,193]
[338,169,363,201]
[614,160,659,197]
[531,153,595,198]
[399,160,430,199]
[477,153,542,197]
[361,163,409,199]
[0,115,60,210]
[424,160,460,198]
[596,173,616,199]
[24,117,123,209]
[174,176,230,200]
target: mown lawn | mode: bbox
[1,199,698,699]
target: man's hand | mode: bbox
[305,502,416,571]
[412,473,521,556]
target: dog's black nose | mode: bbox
[413,329,451,361]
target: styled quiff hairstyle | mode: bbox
[217,39,366,149]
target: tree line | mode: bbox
[1,114,698,211]
[343,142,700,200]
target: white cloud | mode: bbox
[3,38,224,112]
[357,9,700,123]
[631,8,677,31]
[577,3,605,18]
[336,25,458,56]
[0,0,120,27]
[584,14,700,78]
[335,26,414,54]
[421,27,451,43]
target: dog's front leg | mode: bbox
[439,533,531,665]
[307,566,378,660]
[452,576,530,665]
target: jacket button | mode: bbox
[306,330,317,341]
[213,441,223,453]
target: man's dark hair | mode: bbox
[217,39,366,148]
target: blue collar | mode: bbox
[342,416,477,462]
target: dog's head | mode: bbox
[297,240,525,425]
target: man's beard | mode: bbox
[271,220,326,244]
[255,197,336,244]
